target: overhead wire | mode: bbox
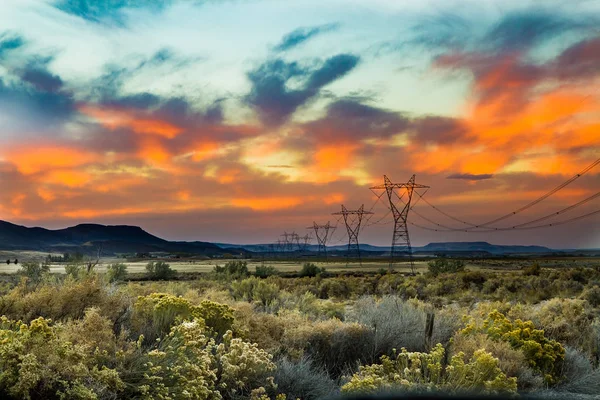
[414,157,600,229]
[410,208,600,232]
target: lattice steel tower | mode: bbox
[308,222,333,258]
[332,205,373,265]
[370,175,429,273]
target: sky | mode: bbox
[0,0,599,248]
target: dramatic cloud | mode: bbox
[274,23,339,52]
[245,54,360,126]
[0,1,598,248]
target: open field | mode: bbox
[1,253,600,275]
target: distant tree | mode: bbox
[13,259,18,265]
[106,263,128,283]
[6,259,9,265]
[18,262,50,284]
[146,261,175,280]
[299,263,326,277]
[213,261,249,279]
[427,258,465,276]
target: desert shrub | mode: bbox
[523,263,542,276]
[64,262,85,279]
[217,330,277,399]
[233,303,286,352]
[231,277,280,307]
[450,331,543,390]
[0,276,129,325]
[17,261,50,285]
[59,307,119,363]
[274,357,339,400]
[196,300,236,337]
[549,346,600,395]
[462,310,565,384]
[427,258,465,276]
[134,319,221,399]
[342,343,517,395]
[531,299,596,354]
[135,320,276,400]
[349,296,459,355]
[581,285,600,308]
[214,261,249,279]
[299,263,325,278]
[282,291,345,319]
[318,278,352,299]
[460,270,487,290]
[255,265,278,278]
[146,261,175,280]
[0,316,124,399]
[132,293,235,343]
[282,317,374,378]
[106,262,128,282]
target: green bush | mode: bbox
[523,263,542,276]
[214,261,249,279]
[299,263,325,278]
[132,293,235,343]
[0,316,123,399]
[427,258,465,276]
[255,265,279,278]
[17,262,50,284]
[275,357,339,400]
[146,261,175,280]
[231,277,280,307]
[106,263,128,282]
[462,310,565,384]
[342,343,517,395]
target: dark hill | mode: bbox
[0,220,224,256]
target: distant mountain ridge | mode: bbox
[217,241,560,255]
[0,220,225,256]
[1,220,585,257]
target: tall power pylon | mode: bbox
[308,222,334,257]
[370,174,429,273]
[332,205,373,265]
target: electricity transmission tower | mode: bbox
[332,205,373,265]
[299,234,312,252]
[308,222,334,258]
[371,174,429,273]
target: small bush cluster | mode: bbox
[462,310,565,384]
[427,258,465,276]
[298,263,325,277]
[146,261,175,280]
[342,343,517,395]
[214,261,250,279]
[106,262,128,282]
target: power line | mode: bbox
[415,157,600,229]
[410,208,600,232]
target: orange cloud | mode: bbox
[43,170,91,187]
[80,105,182,138]
[137,138,172,166]
[231,196,305,211]
[5,146,97,175]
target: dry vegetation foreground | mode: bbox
[0,256,599,399]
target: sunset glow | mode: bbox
[0,0,598,247]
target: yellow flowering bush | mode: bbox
[461,310,565,384]
[341,343,516,395]
[132,293,235,342]
[136,320,276,400]
[0,316,123,399]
